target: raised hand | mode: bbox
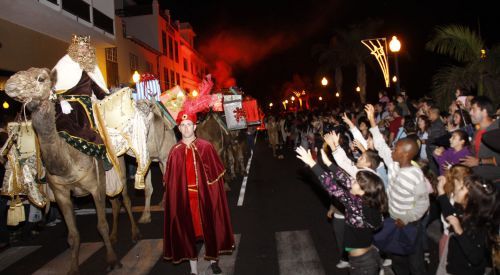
[323,131,339,149]
[320,149,332,167]
[364,104,376,128]
[295,146,316,167]
[341,112,354,128]
[353,139,366,153]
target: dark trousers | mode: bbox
[391,220,426,275]
[349,247,382,275]
[333,216,348,261]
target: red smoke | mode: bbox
[200,32,292,89]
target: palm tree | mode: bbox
[426,25,500,108]
[313,19,383,103]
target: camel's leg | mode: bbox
[52,186,80,275]
[120,180,141,241]
[138,170,153,223]
[109,196,121,244]
[87,167,121,271]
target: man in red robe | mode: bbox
[163,111,234,275]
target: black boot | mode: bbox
[210,262,222,274]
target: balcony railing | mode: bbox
[93,8,114,35]
[62,0,90,22]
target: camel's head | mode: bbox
[5,68,55,105]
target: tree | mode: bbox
[426,25,500,108]
[313,19,383,103]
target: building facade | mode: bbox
[0,0,206,95]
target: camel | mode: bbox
[133,100,177,223]
[4,68,139,274]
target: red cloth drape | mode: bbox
[186,146,203,238]
[163,139,235,263]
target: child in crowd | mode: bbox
[296,143,387,275]
[433,130,472,175]
[437,175,498,275]
[435,165,472,274]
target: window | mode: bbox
[122,21,127,38]
[170,70,176,85]
[183,58,189,72]
[105,47,117,62]
[163,68,169,89]
[174,42,179,63]
[130,53,138,72]
[105,48,118,88]
[168,36,174,60]
[145,62,153,73]
[162,32,167,54]
[93,8,114,35]
[62,0,90,22]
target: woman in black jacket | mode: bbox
[438,175,498,275]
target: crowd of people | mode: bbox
[267,90,499,275]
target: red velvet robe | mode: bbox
[163,138,235,263]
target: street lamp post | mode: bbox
[389,36,401,94]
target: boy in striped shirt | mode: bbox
[365,104,430,275]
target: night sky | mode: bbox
[125,1,500,104]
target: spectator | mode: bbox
[461,96,500,182]
[433,130,472,175]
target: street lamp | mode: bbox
[335,92,340,98]
[356,86,361,92]
[389,36,401,94]
[132,70,140,83]
[319,96,323,101]
[321,77,328,86]
[269,102,273,108]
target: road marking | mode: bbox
[32,242,103,275]
[0,245,41,272]
[75,204,164,216]
[237,150,253,206]
[108,239,163,275]
[275,230,325,275]
[198,234,240,275]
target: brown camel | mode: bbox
[4,68,139,274]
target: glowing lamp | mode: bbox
[356,86,361,92]
[132,70,140,83]
[2,101,9,109]
[269,102,273,107]
[335,92,340,98]
[319,96,323,101]
[321,77,328,86]
[285,100,289,104]
[291,96,295,101]
[392,76,398,82]
[389,36,401,53]
[191,90,198,97]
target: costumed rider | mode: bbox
[163,82,235,275]
[51,35,114,170]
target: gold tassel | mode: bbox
[7,196,25,226]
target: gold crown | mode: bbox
[71,34,90,46]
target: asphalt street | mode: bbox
[0,133,439,274]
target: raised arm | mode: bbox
[365,104,394,167]
[342,112,368,149]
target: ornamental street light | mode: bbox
[389,36,401,94]
[361,38,390,88]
